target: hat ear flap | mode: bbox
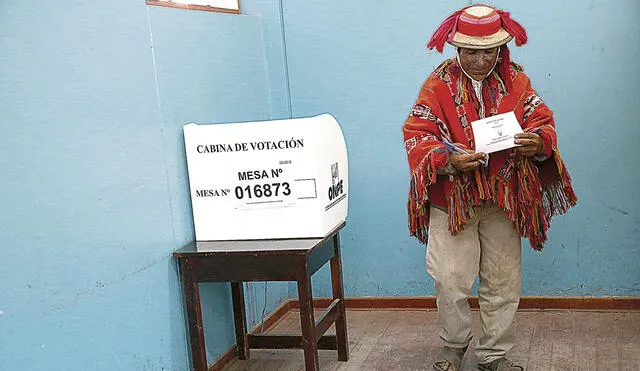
[497,10,528,46]
[497,45,514,92]
[427,10,462,53]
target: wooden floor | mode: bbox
[223,309,640,371]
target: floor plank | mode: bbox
[594,312,620,371]
[573,311,597,371]
[549,311,574,370]
[616,312,640,371]
[222,309,640,371]
[528,311,553,370]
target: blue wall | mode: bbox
[2,0,639,370]
[0,1,290,369]
[279,0,640,297]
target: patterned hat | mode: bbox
[427,4,527,52]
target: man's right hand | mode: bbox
[449,152,486,172]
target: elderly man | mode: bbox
[402,4,577,371]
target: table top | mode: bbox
[173,222,345,257]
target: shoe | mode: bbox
[477,358,524,371]
[432,345,469,371]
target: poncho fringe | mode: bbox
[408,150,577,250]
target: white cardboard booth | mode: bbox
[183,114,348,245]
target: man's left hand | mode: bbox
[514,132,543,157]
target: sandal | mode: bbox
[477,358,524,371]
[432,345,469,371]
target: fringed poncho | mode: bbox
[403,59,577,250]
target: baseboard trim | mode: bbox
[209,295,638,369]
[250,299,293,334]
[288,296,640,311]
[208,300,293,370]
[207,344,238,371]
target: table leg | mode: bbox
[331,232,350,361]
[230,282,249,360]
[180,259,208,371]
[297,272,320,370]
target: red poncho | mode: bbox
[403,58,577,250]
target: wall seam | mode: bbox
[278,0,297,300]
[255,14,274,121]
[145,6,178,248]
[279,0,293,119]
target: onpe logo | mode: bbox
[328,162,344,201]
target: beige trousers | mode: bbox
[427,204,522,363]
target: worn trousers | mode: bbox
[426,204,521,363]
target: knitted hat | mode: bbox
[427,4,527,52]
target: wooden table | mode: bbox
[173,223,349,371]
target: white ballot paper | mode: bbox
[471,111,523,154]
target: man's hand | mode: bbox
[449,152,486,172]
[514,132,543,157]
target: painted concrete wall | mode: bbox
[279,0,640,297]
[0,1,290,369]
[2,0,639,369]
[147,4,293,363]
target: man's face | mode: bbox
[458,47,499,81]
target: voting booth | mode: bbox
[183,114,349,244]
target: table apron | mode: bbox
[186,254,307,282]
